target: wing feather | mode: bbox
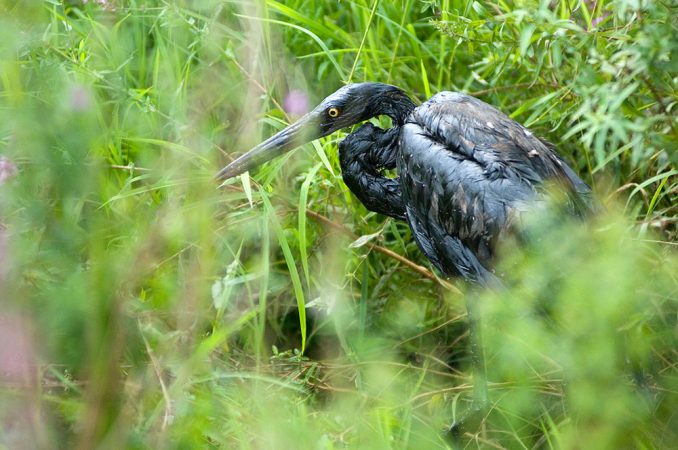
[398,91,592,281]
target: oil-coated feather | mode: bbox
[397,91,591,283]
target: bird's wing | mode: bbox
[398,92,591,281]
[411,92,589,193]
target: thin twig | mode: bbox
[611,182,649,204]
[304,209,461,293]
[216,186,454,289]
[230,57,290,122]
[395,313,468,347]
[110,164,152,172]
[138,319,173,430]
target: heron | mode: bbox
[216,82,592,432]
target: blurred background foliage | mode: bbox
[0,0,676,448]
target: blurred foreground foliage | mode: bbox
[0,0,676,449]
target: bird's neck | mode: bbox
[370,88,416,126]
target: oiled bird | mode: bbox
[216,82,592,435]
[216,83,591,285]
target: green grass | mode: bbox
[0,0,677,448]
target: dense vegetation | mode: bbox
[1,0,676,448]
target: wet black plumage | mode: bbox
[216,82,592,285]
[399,91,591,284]
[338,123,405,220]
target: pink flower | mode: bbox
[0,227,7,280]
[283,90,310,117]
[0,158,17,185]
[0,314,35,386]
[590,13,610,29]
[68,85,92,112]
[82,0,115,11]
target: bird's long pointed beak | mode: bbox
[215,113,321,181]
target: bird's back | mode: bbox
[397,91,591,284]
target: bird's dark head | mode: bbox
[313,82,415,134]
[216,82,414,180]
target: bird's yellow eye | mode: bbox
[328,107,341,118]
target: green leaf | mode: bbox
[236,14,346,80]
[261,189,307,353]
[240,172,254,207]
[519,24,536,57]
[349,230,382,248]
[420,59,431,99]
[298,163,322,291]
